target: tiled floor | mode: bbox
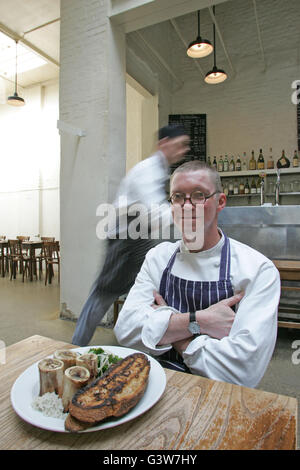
[1,274,299,447]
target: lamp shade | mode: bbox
[187,10,213,59]
[187,37,213,58]
[7,92,25,106]
[7,40,25,107]
[204,65,227,84]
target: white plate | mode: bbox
[10,346,166,433]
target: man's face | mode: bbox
[159,135,190,164]
[170,170,225,247]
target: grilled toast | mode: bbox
[67,352,150,427]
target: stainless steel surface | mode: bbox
[218,205,300,260]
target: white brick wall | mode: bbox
[60,0,126,320]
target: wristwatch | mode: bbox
[188,311,201,336]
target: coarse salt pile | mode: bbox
[32,392,66,419]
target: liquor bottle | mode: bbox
[228,180,234,195]
[267,147,274,169]
[236,155,241,171]
[218,156,224,172]
[233,180,239,195]
[239,179,245,194]
[250,177,257,194]
[223,154,229,172]
[223,182,229,196]
[277,150,290,169]
[257,149,265,170]
[293,150,299,168]
[212,156,217,169]
[229,156,235,172]
[242,152,247,171]
[249,150,256,170]
[256,177,262,194]
[244,179,250,194]
[207,155,211,166]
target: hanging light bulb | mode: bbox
[7,40,25,106]
[187,10,213,58]
[204,7,227,84]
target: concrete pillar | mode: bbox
[59,0,126,320]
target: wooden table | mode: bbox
[0,335,297,450]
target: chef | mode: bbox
[114,161,281,388]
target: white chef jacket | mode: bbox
[108,150,172,239]
[114,232,281,388]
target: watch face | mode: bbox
[189,322,201,335]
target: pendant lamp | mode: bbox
[7,40,25,106]
[204,7,227,84]
[187,10,213,58]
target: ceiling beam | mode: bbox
[0,22,59,68]
[23,18,60,36]
[133,31,183,88]
[169,19,205,79]
[110,0,230,33]
[252,0,267,71]
[208,6,235,76]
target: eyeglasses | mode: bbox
[169,190,220,206]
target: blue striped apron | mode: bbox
[158,233,234,373]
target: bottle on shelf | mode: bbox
[256,176,262,194]
[233,180,239,195]
[267,147,274,169]
[293,150,299,168]
[250,177,257,194]
[277,150,290,169]
[249,150,256,170]
[212,156,217,169]
[218,155,224,172]
[223,154,229,172]
[207,155,211,166]
[242,152,247,171]
[223,181,229,196]
[244,179,250,194]
[229,156,235,172]
[257,148,265,170]
[228,179,234,195]
[239,179,245,194]
[236,155,241,171]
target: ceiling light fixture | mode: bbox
[187,10,213,58]
[204,6,227,84]
[7,40,25,106]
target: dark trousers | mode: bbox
[72,237,157,346]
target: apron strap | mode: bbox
[219,233,231,281]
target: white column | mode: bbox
[59,0,126,319]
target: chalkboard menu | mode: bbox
[168,114,207,172]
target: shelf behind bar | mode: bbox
[219,167,300,177]
[227,192,300,197]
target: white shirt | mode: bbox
[114,233,281,388]
[108,151,172,238]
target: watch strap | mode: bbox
[190,311,196,322]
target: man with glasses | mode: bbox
[114,161,281,387]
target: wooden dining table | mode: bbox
[0,335,297,450]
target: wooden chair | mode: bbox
[36,237,55,278]
[42,241,60,285]
[0,238,8,277]
[7,240,31,281]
